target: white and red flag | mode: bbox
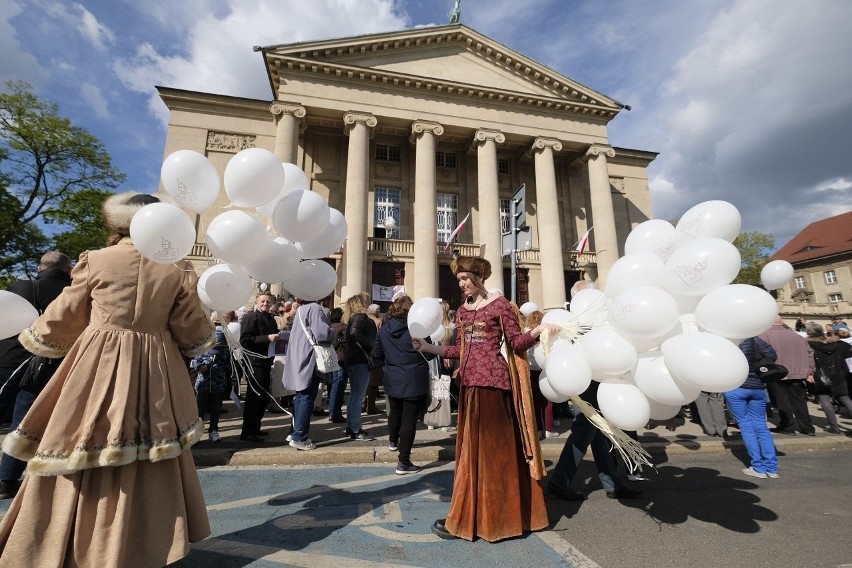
[575,226,593,255]
[443,211,471,253]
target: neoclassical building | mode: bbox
[158,24,657,310]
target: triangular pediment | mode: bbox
[262,24,622,118]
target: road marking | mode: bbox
[536,530,602,568]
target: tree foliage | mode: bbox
[42,188,113,260]
[733,230,775,286]
[0,80,125,275]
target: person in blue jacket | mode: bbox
[373,295,435,474]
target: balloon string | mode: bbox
[570,395,653,474]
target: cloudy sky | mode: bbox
[2,0,850,251]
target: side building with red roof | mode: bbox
[771,210,852,328]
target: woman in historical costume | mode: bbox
[0,192,214,567]
[413,256,560,542]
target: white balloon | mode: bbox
[272,189,331,243]
[545,343,593,397]
[296,208,348,259]
[160,150,221,213]
[760,260,794,291]
[597,382,651,431]
[205,210,267,265]
[129,203,196,265]
[604,252,666,299]
[624,320,683,355]
[224,148,286,208]
[197,264,252,312]
[256,163,310,217]
[633,354,701,406]
[624,219,677,261]
[580,327,638,377]
[675,200,742,243]
[244,237,301,284]
[662,237,741,297]
[695,284,778,339]
[539,372,570,403]
[608,286,679,339]
[647,398,682,421]
[407,297,443,339]
[0,290,40,339]
[542,308,574,326]
[569,288,607,315]
[519,301,539,316]
[429,324,446,343]
[259,283,268,292]
[671,292,702,316]
[284,260,337,301]
[533,344,547,368]
[661,332,749,392]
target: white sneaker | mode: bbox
[388,440,399,451]
[209,430,220,442]
[742,467,768,479]
[627,473,647,482]
[286,434,293,442]
[765,472,780,479]
[545,431,560,438]
[289,438,316,451]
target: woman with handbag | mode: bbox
[282,299,336,451]
[373,295,435,474]
[342,292,377,441]
[806,323,852,434]
[726,337,780,479]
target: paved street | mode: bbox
[163,448,852,568]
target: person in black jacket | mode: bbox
[806,323,852,434]
[238,292,282,443]
[0,251,72,499]
[373,295,434,474]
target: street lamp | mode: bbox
[383,216,396,258]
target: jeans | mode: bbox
[0,388,37,482]
[724,387,777,474]
[387,395,427,463]
[346,363,370,433]
[550,409,621,493]
[291,372,322,442]
[328,367,348,419]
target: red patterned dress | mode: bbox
[442,294,547,541]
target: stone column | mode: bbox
[340,112,377,302]
[270,102,306,163]
[585,144,619,287]
[410,121,444,299]
[531,137,567,310]
[471,129,505,293]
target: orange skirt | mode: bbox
[445,386,548,542]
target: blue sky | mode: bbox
[2,0,851,251]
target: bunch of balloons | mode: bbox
[129,148,348,312]
[532,200,793,432]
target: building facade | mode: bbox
[158,24,657,310]
[771,210,852,328]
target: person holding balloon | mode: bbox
[0,192,214,566]
[412,255,560,542]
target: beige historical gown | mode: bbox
[0,240,214,567]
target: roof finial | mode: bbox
[448,0,461,24]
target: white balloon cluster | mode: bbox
[535,200,789,432]
[130,148,348,312]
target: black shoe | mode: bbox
[548,485,588,501]
[431,519,458,540]
[606,486,643,500]
[799,430,816,437]
[771,427,796,435]
[329,415,346,423]
[346,428,374,441]
[256,430,270,437]
[827,425,842,434]
[239,434,264,443]
[0,480,20,500]
[267,406,286,414]
[219,408,229,414]
[312,409,328,416]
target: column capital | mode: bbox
[585,144,616,161]
[270,101,306,120]
[343,111,378,136]
[409,120,444,143]
[470,128,505,151]
[528,136,563,156]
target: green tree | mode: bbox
[0,80,125,275]
[733,230,775,286]
[43,188,113,260]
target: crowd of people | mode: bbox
[0,190,850,561]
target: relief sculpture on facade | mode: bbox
[206,131,256,152]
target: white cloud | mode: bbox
[0,0,48,86]
[80,83,110,119]
[73,2,115,51]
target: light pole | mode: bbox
[383,216,396,259]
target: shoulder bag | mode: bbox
[750,338,788,382]
[300,307,340,373]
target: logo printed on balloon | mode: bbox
[674,259,708,285]
[151,237,180,262]
[175,180,197,208]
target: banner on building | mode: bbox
[372,284,405,302]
